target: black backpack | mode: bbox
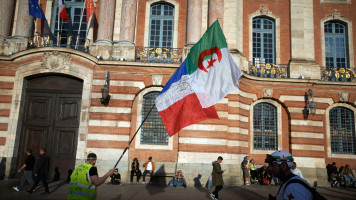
[283,179,327,200]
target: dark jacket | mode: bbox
[25,155,35,171]
[36,153,49,176]
[212,161,224,186]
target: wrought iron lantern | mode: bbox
[303,89,317,118]
[100,72,110,106]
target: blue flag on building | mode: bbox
[28,0,46,20]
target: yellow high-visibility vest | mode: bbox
[67,163,97,200]
[250,163,256,170]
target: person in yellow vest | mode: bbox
[67,153,115,200]
[250,159,258,184]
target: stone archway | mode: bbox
[5,50,94,178]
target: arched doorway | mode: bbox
[17,74,83,179]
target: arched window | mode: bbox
[149,3,174,48]
[52,0,88,50]
[325,21,348,70]
[252,17,275,64]
[140,92,168,145]
[330,107,355,154]
[253,103,277,150]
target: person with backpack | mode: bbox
[265,150,324,200]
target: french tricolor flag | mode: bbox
[59,0,69,22]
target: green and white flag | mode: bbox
[187,20,243,108]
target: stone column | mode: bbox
[96,0,116,44]
[14,0,34,38]
[0,0,15,37]
[289,0,320,79]
[208,0,224,29]
[112,0,138,61]
[186,0,203,46]
[91,0,116,60]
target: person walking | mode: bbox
[266,150,313,200]
[27,148,50,195]
[142,156,155,184]
[13,149,35,191]
[210,156,224,200]
[67,153,115,199]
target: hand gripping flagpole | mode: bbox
[113,104,156,168]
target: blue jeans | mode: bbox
[173,177,186,186]
[343,175,355,185]
[142,170,153,183]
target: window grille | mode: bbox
[253,17,275,64]
[253,103,277,150]
[140,92,169,145]
[52,0,88,50]
[330,107,355,154]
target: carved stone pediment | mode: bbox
[41,51,72,72]
[326,9,350,21]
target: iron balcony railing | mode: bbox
[136,47,183,64]
[27,32,90,53]
[321,66,356,82]
[248,61,288,78]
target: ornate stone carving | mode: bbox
[338,92,349,102]
[264,88,273,97]
[0,39,10,55]
[259,5,271,15]
[152,75,163,86]
[326,9,350,21]
[41,51,72,72]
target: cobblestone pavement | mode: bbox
[1,179,356,200]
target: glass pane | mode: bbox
[324,22,348,70]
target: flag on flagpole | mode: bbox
[155,20,242,136]
[59,0,70,22]
[85,0,96,22]
[28,0,54,39]
[28,0,46,20]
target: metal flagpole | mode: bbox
[114,105,156,168]
[75,0,86,49]
[57,1,60,46]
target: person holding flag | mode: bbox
[155,20,242,136]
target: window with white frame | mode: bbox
[52,0,88,49]
[329,106,355,154]
[324,21,349,70]
[149,3,174,48]
[253,17,275,64]
[253,103,278,150]
[140,92,168,145]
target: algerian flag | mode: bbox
[187,20,242,108]
[155,20,242,136]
